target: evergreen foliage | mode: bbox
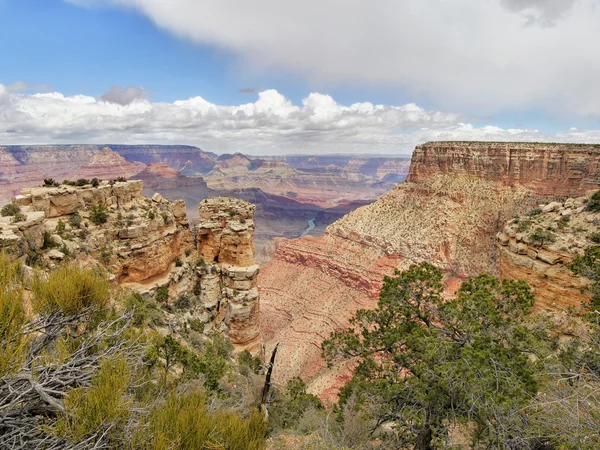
[323,262,545,449]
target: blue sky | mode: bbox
[1,0,599,154]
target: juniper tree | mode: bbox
[323,262,545,449]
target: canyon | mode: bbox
[0,145,410,264]
[259,141,600,401]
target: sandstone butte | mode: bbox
[1,181,260,350]
[259,141,600,402]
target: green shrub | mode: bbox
[175,257,183,267]
[529,228,557,247]
[99,245,112,265]
[196,257,206,267]
[1,203,21,217]
[527,208,542,217]
[185,248,192,257]
[586,190,600,212]
[76,178,90,186]
[208,331,234,360]
[116,177,127,182]
[43,178,56,186]
[193,279,202,296]
[269,377,324,433]
[11,212,26,223]
[589,232,600,244]
[91,178,100,188]
[124,292,164,326]
[0,254,26,378]
[42,231,58,249]
[516,219,532,233]
[174,294,191,310]
[32,264,110,315]
[237,350,262,375]
[147,210,155,220]
[89,203,109,225]
[558,215,571,229]
[155,285,169,305]
[188,319,205,334]
[55,356,132,442]
[56,219,66,234]
[131,389,266,450]
[69,212,82,228]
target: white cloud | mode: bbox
[1,85,599,155]
[66,0,600,115]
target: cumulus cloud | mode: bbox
[98,85,146,105]
[0,86,599,155]
[66,0,600,115]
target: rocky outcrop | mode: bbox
[69,147,145,181]
[497,195,597,310]
[6,180,192,283]
[408,141,600,196]
[1,179,266,354]
[195,198,260,349]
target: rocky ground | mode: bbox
[497,194,599,309]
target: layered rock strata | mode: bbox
[196,197,260,349]
[409,141,600,196]
[68,147,145,181]
[7,180,192,283]
[497,195,598,309]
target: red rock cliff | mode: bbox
[408,141,600,196]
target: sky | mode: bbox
[1,0,600,155]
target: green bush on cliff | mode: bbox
[89,202,109,225]
[1,203,21,217]
[586,190,600,212]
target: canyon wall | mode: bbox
[260,141,600,401]
[408,141,600,196]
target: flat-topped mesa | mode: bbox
[408,141,600,196]
[196,197,260,349]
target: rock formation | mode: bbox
[8,180,192,283]
[497,195,598,310]
[69,147,145,181]
[1,181,263,352]
[409,141,600,196]
[195,197,260,349]
[260,141,600,400]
